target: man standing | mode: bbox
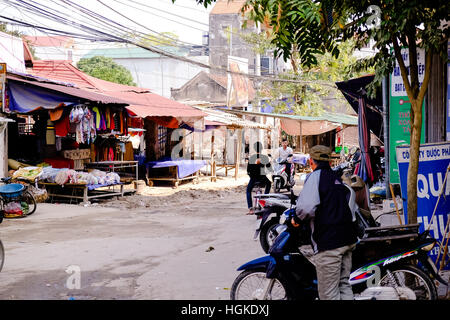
[292,145,358,300]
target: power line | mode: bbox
[123,0,209,28]
[60,0,208,52]
[0,0,337,88]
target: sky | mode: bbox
[0,0,213,45]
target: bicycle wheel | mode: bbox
[20,191,37,216]
[0,240,4,272]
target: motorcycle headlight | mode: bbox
[279,214,287,225]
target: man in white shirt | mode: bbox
[277,138,294,182]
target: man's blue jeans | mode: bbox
[246,176,271,209]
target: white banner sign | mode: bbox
[391,48,425,97]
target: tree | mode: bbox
[251,38,369,116]
[77,56,136,86]
[178,0,450,224]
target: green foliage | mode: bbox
[256,39,371,116]
[178,0,449,97]
[77,56,136,86]
[0,22,23,38]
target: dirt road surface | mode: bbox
[0,175,283,300]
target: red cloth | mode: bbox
[148,116,179,129]
[44,157,74,169]
[54,114,70,137]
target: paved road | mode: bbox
[0,188,269,300]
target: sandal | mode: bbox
[246,208,255,215]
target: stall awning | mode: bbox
[6,75,130,113]
[280,118,341,136]
[224,109,355,134]
[335,75,383,140]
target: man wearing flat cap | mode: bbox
[292,145,358,300]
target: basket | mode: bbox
[0,184,25,199]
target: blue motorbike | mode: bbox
[231,204,448,300]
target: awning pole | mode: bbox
[299,121,303,153]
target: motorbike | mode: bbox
[231,201,447,300]
[254,161,374,254]
[253,192,293,253]
[272,156,295,193]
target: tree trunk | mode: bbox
[406,99,423,224]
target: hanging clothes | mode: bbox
[46,119,56,145]
[54,113,70,137]
[92,107,101,129]
[124,141,134,161]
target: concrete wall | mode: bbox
[170,72,227,103]
[113,56,207,98]
[209,13,256,75]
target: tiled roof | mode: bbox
[27,60,205,118]
[23,36,74,48]
[210,0,247,15]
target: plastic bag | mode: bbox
[55,169,70,185]
[4,202,23,216]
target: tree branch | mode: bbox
[392,35,413,99]
[417,48,433,103]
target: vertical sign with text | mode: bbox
[389,48,426,183]
[446,40,450,141]
[396,142,450,270]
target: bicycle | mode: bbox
[0,177,37,218]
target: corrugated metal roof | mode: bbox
[226,109,358,126]
[210,0,248,14]
[194,106,272,130]
[23,36,74,48]
[28,60,205,118]
[7,74,131,105]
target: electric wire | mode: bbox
[0,0,337,88]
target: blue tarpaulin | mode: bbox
[147,159,207,179]
[7,80,79,113]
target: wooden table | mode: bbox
[39,182,124,204]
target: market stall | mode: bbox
[146,159,207,187]
[4,73,144,202]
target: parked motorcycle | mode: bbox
[231,205,446,300]
[254,162,375,254]
[272,156,295,193]
[253,192,292,253]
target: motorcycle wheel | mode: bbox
[260,218,280,253]
[273,180,281,193]
[230,268,289,300]
[379,265,438,300]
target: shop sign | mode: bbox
[396,142,450,270]
[389,48,426,183]
[446,40,450,141]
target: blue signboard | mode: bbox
[396,142,450,270]
[447,40,450,141]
